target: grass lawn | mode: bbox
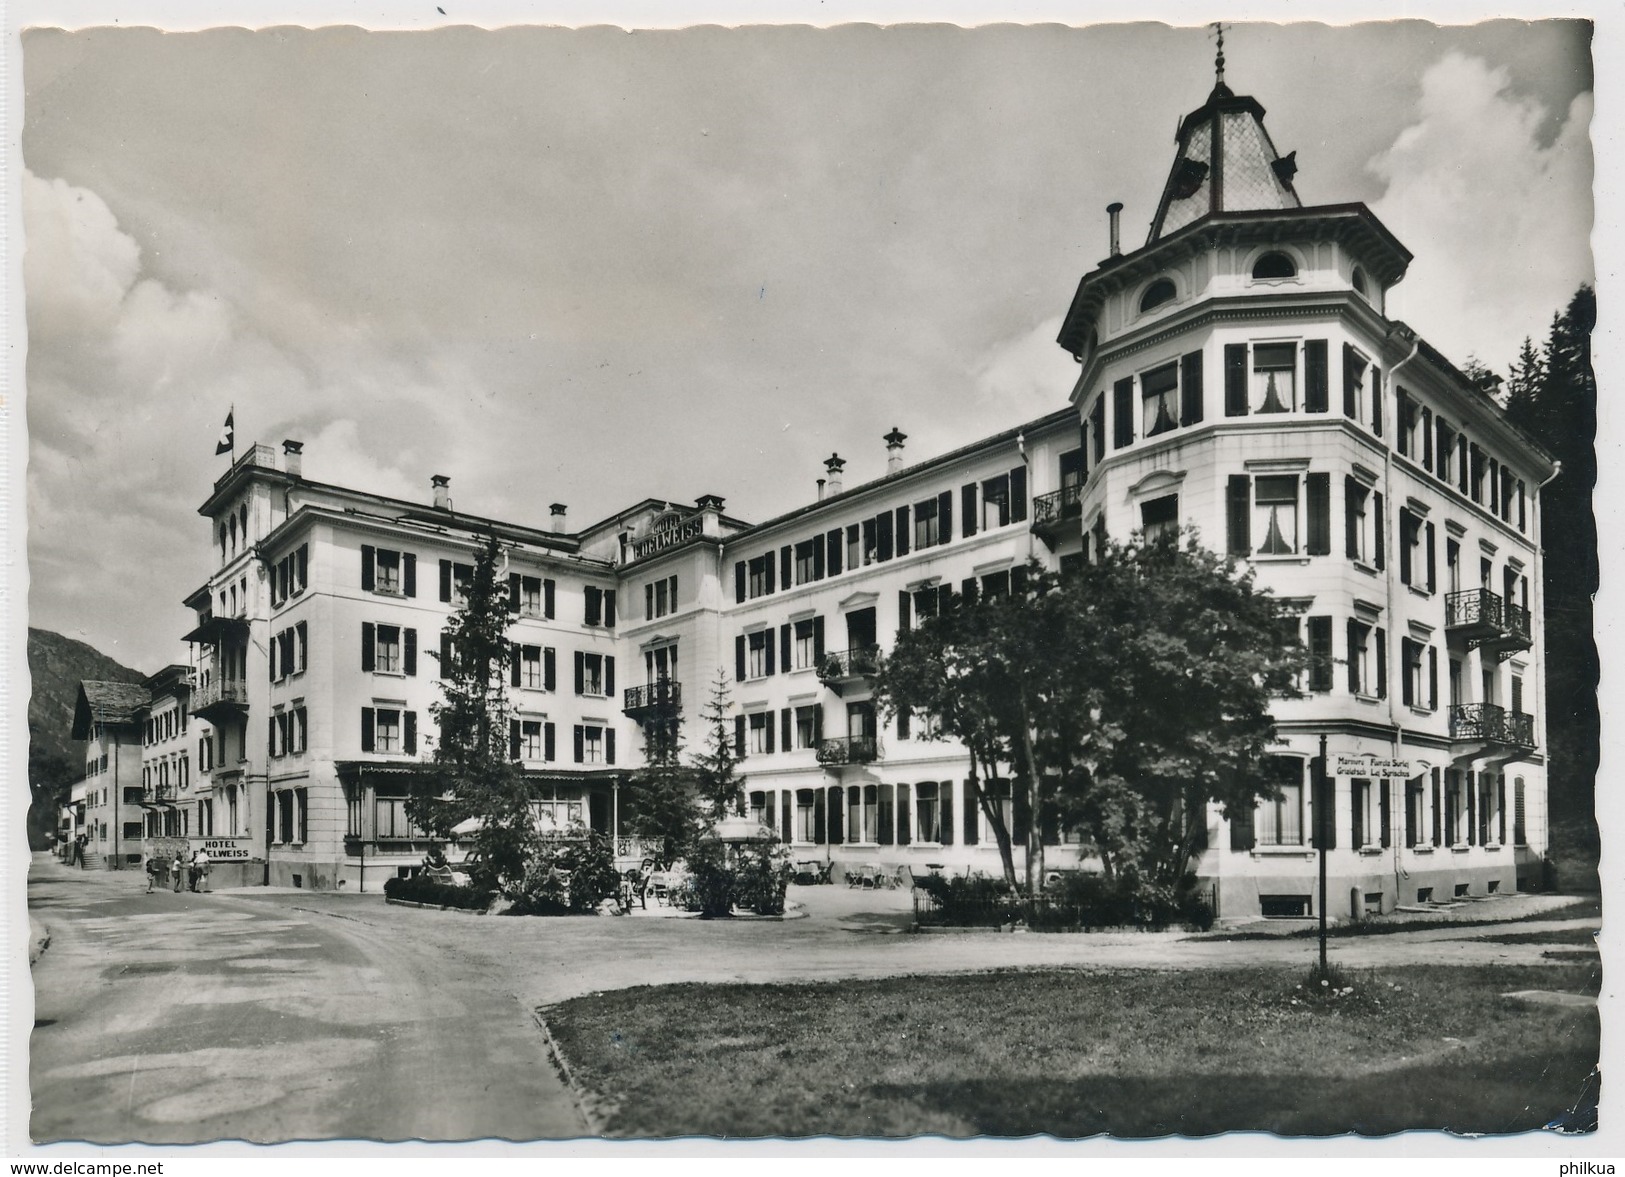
[543,963,1599,1139]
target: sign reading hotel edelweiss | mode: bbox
[1331,754,1419,780]
[630,515,703,560]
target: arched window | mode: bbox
[1139,279,1177,313]
[1351,266,1370,298]
[1251,251,1297,280]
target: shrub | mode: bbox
[686,839,736,917]
[733,843,794,915]
[914,871,1213,931]
[382,874,493,911]
[508,826,620,915]
[914,874,1022,927]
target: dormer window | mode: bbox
[1252,252,1297,280]
[1139,279,1177,313]
[1351,266,1370,299]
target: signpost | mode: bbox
[1314,735,1329,976]
[1331,754,1418,780]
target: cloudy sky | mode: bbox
[19,16,1594,672]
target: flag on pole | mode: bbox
[215,409,234,456]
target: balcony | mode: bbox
[1031,485,1084,548]
[1449,702,1537,753]
[623,679,682,717]
[817,646,881,695]
[192,678,249,722]
[1445,589,1533,660]
[816,735,880,766]
[141,783,175,807]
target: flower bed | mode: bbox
[382,874,494,911]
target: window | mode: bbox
[270,544,310,607]
[277,790,295,844]
[375,796,422,840]
[1252,343,1297,413]
[1469,444,1486,503]
[980,569,1011,600]
[1351,779,1378,849]
[1343,345,1369,424]
[747,630,772,679]
[981,474,1010,530]
[362,623,416,676]
[1435,419,1457,485]
[583,586,616,627]
[793,618,821,670]
[512,575,550,618]
[439,560,475,605]
[1252,251,1297,280]
[795,705,823,750]
[1253,476,1298,554]
[1140,494,1179,543]
[576,652,612,697]
[573,724,611,765]
[1347,620,1385,698]
[1344,479,1384,568]
[1141,363,1179,437]
[518,645,545,690]
[1514,778,1527,845]
[1351,266,1370,299]
[914,781,941,843]
[914,497,940,548]
[748,554,774,598]
[361,546,414,597]
[361,707,416,755]
[1139,278,1176,312]
[374,625,401,673]
[1256,757,1304,846]
[748,712,772,755]
[794,540,819,585]
[845,525,860,573]
[511,719,546,761]
[1401,638,1431,709]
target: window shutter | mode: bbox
[735,561,747,603]
[813,616,826,660]
[826,530,842,576]
[606,729,616,766]
[1375,627,1387,699]
[813,537,825,579]
[872,512,891,561]
[605,590,617,627]
[764,555,776,595]
[361,709,375,753]
[1398,510,1413,585]
[1342,344,1359,417]
[362,546,376,591]
[898,709,910,740]
[574,650,586,695]
[762,715,775,755]
[605,657,615,697]
[508,573,521,613]
[584,586,601,627]
[962,577,977,603]
[1179,349,1204,424]
[544,647,556,692]
[735,635,746,682]
[1286,338,1323,413]
[887,508,906,557]
[1306,472,1330,555]
[1421,406,1434,470]
[1113,377,1135,445]
[1347,619,1361,694]
[1223,343,1248,416]
[764,634,775,676]
[1396,389,1410,456]
[781,708,792,752]
[404,711,417,755]
[1428,646,1438,709]
[1307,616,1333,692]
[1229,804,1256,851]
[1371,368,1383,436]
[1009,466,1027,523]
[440,634,453,677]
[937,490,953,543]
[645,583,654,620]
[270,635,280,681]
[511,643,522,688]
[362,623,375,672]
[1466,774,1476,845]
[1498,779,1507,844]
[780,623,792,671]
[1431,774,1442,846]
[510,719,521,761]
[403,553,416,598]
[297,544,309,592]
[1344,477,1361,558]
[544,579,555,619]
[963,780,979,844]
[828,787,843,844]
[269,715,278,758]
[814,790,826,843]
[896,783,911,845]
[734,715,746,758]
[1226,475,1251,555]
[297,621,308,672]
[573,725,585,764]
[1012,564,1029,596]
[780,546,792,588]
[404,629,417,676]
[439,559,452,602]
[1401,639,1415,706]
[961,484,978,537]
[1373,492,1385,570]
[545,722,556,762]
[898,590,911,633]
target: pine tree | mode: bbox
[692,670,745,823]
[406,533,535,893]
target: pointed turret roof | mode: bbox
[1146,76,1302,244]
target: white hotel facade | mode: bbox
[165,72,1554,918]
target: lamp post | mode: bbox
[1315,733,1329,977]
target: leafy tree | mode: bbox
[875,532,1302,894]
[406,534,535,893]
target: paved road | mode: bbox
[27,854,1594,1145]
[28,856,587,1144]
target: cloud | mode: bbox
[969,314,1078,418]
[1369,52,1593,371]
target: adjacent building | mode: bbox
[152,67,1552,916]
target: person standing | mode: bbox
[172,849,186,893]
[190,846,211,893]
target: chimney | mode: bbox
[282,439,303,479]
[431,475,450,511]
[817,478,826,502]
[1107,202,1124,257]
[824,453,846,497]
[550,502,568,530]
[883,427,908,475]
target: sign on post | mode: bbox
[1330,754,1419,780]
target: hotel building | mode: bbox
[164,69,1552,917]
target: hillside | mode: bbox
[27,627,147,847]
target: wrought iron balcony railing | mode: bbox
[1032,484,1085,530]
[191,678,249,716]
[1449,702,1537,750]
[1446,588,1533,657]
[816,646,881,685]
[816,735,881,766]
[623,680,681,715]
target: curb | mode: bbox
[383,897,488,914]
[28,916,49,965]
[531,1007,604,1136]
